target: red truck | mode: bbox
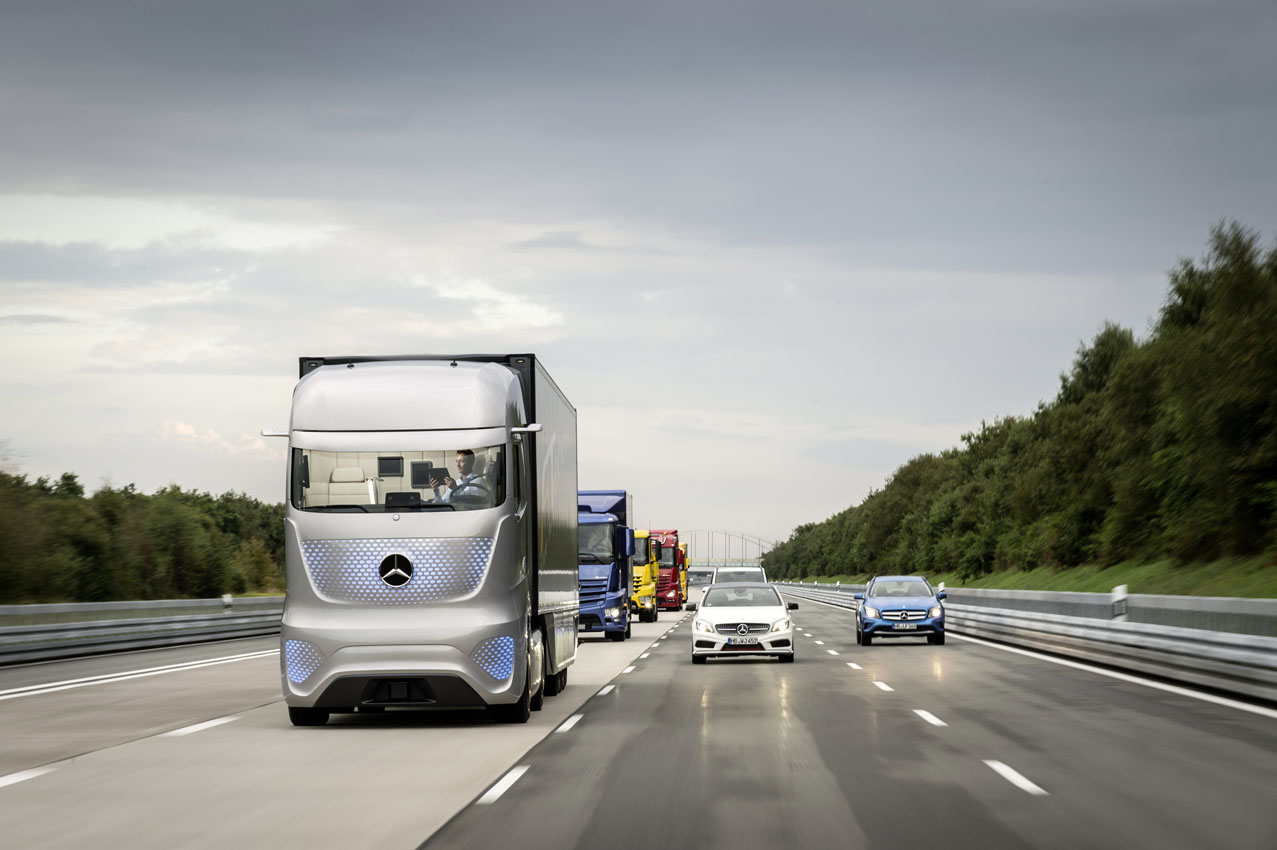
[651,529,685,611]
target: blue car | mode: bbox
[854,575,946,646]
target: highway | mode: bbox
[1,590,1274,849]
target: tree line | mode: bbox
[0,470,284,603]
[763,223,1277,581]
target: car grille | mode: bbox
[881,609,928,621]
[579,577,608,606]
[715,623,769,635]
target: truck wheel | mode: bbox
[288,707,329,727]
[544,665,563,697]
[530,655,546,712]
[608,629,625,642]
[624,622,632,640]
[653,608,659,622]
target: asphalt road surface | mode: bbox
[1,593,1274,850]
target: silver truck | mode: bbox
[280,354,578,725]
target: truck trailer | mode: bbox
[279,354,578,725]
[577,490,635,641]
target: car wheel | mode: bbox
[862,630,873,647]
[929,633,945,646]
[692,654,706,664]
[288,707,329,727]
[779,652,795,663]
[855,624,862,645]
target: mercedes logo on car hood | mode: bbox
[379,553,413,587]
[736,623,750,636]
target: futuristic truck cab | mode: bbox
[280,354,578,726]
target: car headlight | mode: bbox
[693,619,716,634]
[929,605,942,618]
[862,605,880,619]
[770,617,791,633]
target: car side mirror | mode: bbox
[787,602,799,610]
[685,603,697,612]
[936,590,947,600]
[853,593,864,601]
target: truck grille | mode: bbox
[633,576,643,592]
[715,623,769,635]
[579,577,608,606]
[300,537,492,605]
[881,609,927,621]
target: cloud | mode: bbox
[415,276,564,332]
[0,238,251,286]
[0,313,73,325]
[156,420,273,457]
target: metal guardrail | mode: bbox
[0,596,284,665]
[776,582,1277,703]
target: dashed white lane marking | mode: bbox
[804,633,814,638]
[984,760,1048,796]
[0,767,56,789]
[0,650,279,702]
[826,649,840,656]
[813,640,825,645]
[163,716,239,737]
[622,666,636,674]
[872,681,894,692]
[476,765,530,805]
[640,653,651,659]
[846,662,863,670]
[555,714,583,733]
[953,634,1277,720]
[596,685,615,697]
[914,710,947,727]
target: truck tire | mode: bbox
[544,665,564,697]
[288,707,329,726]
[608,629,625,642]
[624,622,632,639]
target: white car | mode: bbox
[686,583,797,663]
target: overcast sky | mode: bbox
[2,0,1274,552]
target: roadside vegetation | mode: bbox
[764,223,1277,597]
[0,470,283,603]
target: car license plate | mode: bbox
[728,637,759,645]
[893,623,918,630]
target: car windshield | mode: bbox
[291,445,505,512]
[578,523,616,562]
[715,568,765,583]
[870,579,932,597]
[701,587,782,607]
[632,537,650,566]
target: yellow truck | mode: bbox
[679,542,690,604]
[630,530,660,622]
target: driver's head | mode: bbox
[455,450,475,475]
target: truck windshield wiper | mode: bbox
[578,553,603,563]
[308,505,371,512]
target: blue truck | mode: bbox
[577,490,636,642]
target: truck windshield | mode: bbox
[291,445,505,512]
[578,523,616,563]
[632,537,649,566]
[657,546,676,566]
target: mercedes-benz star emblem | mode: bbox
[379,554,413,587]
[736,623,751,636]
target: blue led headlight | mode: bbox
[284,639,324,684]
[471,636,515,681]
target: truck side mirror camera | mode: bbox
[686,603,697,612]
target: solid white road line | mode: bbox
[163,716,240,737]
[476,766,530,805]
[826,649,840,656]
[596,685,615,697]
[984,760,1048,796]
[913,710,947,727]
[555,714,583,733]
[0,767,56,790]
[0,650,279,703]
[814,640,825,645]
[622,666,636,674]
[872,681,894,692]
[953,634,1277,720]
[846,662,863,670]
